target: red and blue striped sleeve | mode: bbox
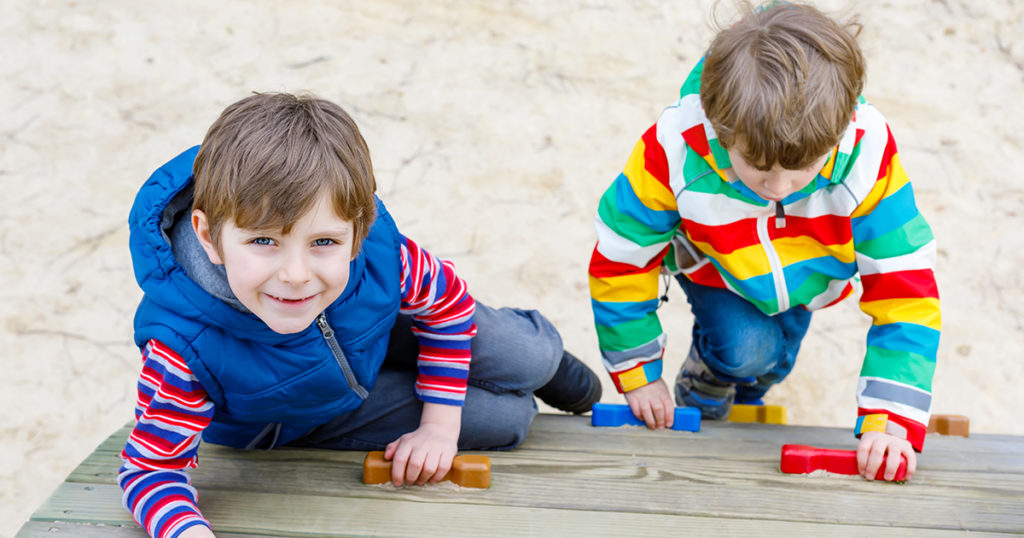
[399,235,477,406]
[119,340,214,538]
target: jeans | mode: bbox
[293,301,563,451]
[675,275,812,402]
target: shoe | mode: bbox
[534,351,602,414]
[674,344,735,420]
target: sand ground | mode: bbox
[2,0,1023,535]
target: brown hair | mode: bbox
[700,2,864,170]
[193,92,377,253]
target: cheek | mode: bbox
[735,164,763,185]
[315,257,353,289]
[793,171,818,189]
[223,266,260,296]
[221,254,269,293]
[329,265,352,288]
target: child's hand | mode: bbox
[623,379,675,430]
[856,431,917,481]
[384,402,461,486]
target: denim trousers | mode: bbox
[675,275,813,403]
[293,301,563,451]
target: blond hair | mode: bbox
[193,92,377,253]
[701,2,865,170]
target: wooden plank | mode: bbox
[27,483,1012,538]
[68,440,1024,497]
[87,418,1024,474]
[91,417,1024,457]
[54,415,1024,534]
[16,520,264,537]
[527,414,1024,453]
[62,439,1024,532]
[522,416,1024,472]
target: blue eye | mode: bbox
[252,237,275,246]
[313,238,335,247]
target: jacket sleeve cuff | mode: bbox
[855,408,927,452]
[610,359,663,393]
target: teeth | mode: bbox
[272,295,309,302]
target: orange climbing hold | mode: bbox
[362,451,491,488]
[928,414,969,437]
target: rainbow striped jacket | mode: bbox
[589,65,940,450]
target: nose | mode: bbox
[762,173,790,199]
[278,248,312,284]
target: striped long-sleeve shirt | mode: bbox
[589,65,940,452]
[119,234,475,538]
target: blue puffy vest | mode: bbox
[129,146,402,449]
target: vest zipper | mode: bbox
[244,422,282,451]
[757,202,789,312]
[316,313,370,399]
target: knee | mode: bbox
[458,394,537,450]
[702,326,782,379]
[472,305,564,389]
[482,306,562,358]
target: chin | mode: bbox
[263,318,315,335]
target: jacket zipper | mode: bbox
[316,313,370,399]
[757,202,789,312]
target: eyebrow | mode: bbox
[240,225,351,237]
[311,226,351,237]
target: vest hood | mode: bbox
[128,147,403,447]
[128,146,373,344]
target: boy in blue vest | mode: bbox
[120,92,601,538]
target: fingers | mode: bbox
[856,438,870,476]
[625,380,674,430]
[904,448,917,480]
[389,440,412,486]
[661,392,675,429]
[644,401,664,429]
[885,440,916,481]
[858,435,887,481]
[857,432,916,482]
[626,389,662,429]
[385,436,457,486]
[391,442,433,486]
[428,448,455,484]
[882,444,904,481]
[627,398,643,425]
[404,447,427,485]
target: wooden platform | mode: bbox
[18,414,1024,536]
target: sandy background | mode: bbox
[2,0,1023,534]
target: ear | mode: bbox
[191,209,224,265]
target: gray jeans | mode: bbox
[292,302,563,451]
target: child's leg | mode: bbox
[385,302,564,395]
[465,302,601,414]
[734,304,812,403]
[294,301,573,451]
[673,275,811,411]
[292,366,538,451]
[388,302,600,413]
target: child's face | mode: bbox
[726,145,830,202]
[192,195,356,334]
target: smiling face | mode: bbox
[193,195,356,334]
[726,145,830,202]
